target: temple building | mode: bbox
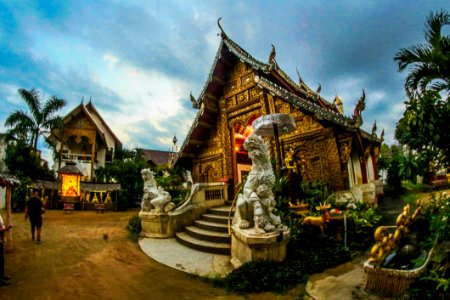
[140,149,173,168]
[176,20,383,195]
[40,100,122,209]
[49,100,122,181]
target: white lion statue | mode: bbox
[140,168,175,214]
[233,134,286,233]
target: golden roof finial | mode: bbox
[333,95,344,114]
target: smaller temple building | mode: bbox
[42,100,122,210]
[49,100,122,181]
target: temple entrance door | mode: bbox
[232,115,258,186]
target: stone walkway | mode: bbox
[139,237,233,278]
[305,254,391,300]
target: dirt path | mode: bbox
[1,209,299,300]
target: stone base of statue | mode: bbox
[230,224,290,269]
[139,211,173,238]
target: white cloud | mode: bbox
[1,83,21,105]
[366,90,387,109]
[92,53,191,149]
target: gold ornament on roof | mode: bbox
[333,95,344,114]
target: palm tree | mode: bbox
[394,10,450,98]
[4,88,66,150]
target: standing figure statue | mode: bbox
[233,134,286,233]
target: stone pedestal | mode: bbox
[139,212,173,238]
[230,225,290,268]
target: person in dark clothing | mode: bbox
[25,191,43,244]
[0,213,12,286]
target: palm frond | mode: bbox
[394,44,434,71]
[424,10,450,46]
[42,116,64,134]
[42,96,66,119]
[404,63,443,97]
[17,88,41,122]
[4,110,35,128]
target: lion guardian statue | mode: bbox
[233,134,286,233]
[140,168,175,214]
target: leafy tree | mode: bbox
[94,148,147,210]
[4,88,66,150]
[5,140,55,180]
[394,10,450,169]
[394,10,450,98]
[152,164,187,204]
[395,91,450,169]
[4,140,56,211]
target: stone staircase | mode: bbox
[175,204,234,255]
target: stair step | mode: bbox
[208,206,235,217]
[224,200,234,206]
[194,219,229,233]
[185,226,231,243]
[176,232,231,255]
[201,213,230,224]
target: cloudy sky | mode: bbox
[0,1,446,164]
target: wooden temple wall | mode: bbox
[192,61,349,191]
[193,62,263,184]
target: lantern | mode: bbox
[58,161,83,202]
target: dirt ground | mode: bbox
[1,209,301,300]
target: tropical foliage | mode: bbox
[152,164,188,204]
[4,88,66,150]
[4,140,55,211]
[394,10,450,98]
[94,148,147,210]
[409,194,450,298]
[395,91,450,169]
[394,10,450,169]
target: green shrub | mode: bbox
[126,215,142,235]
[408,194,450,298]
[217,227,351,294]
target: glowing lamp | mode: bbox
[58,161,83,201]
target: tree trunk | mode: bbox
[33,130,39,150]
[4,185,13,253]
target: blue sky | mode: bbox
[0,1,446,165]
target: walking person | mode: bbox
[0,213,12,286]
[24,190,43,244]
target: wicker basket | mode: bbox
[363,247,434,297]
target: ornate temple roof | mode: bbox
[177,20,382,162]
[84,101,122,149]
[57,161,84,175]
[140,149,172,166]
[50,100,122,149]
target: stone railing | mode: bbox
[140,182,228,238]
